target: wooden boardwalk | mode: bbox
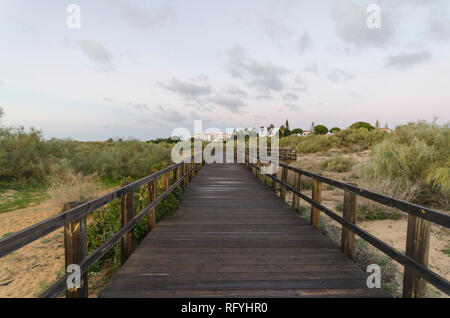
[100,162,388,298]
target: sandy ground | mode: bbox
[281,150,450,297]
[1,150,448,297]
[0,188,114,298]
[0,199,65,297]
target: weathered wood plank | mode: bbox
[100,162,388,298]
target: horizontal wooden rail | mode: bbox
[39,164,198,298]
[0,153,201,298]
[0,157,197,258]
[257,154,449,227]
[245,155,450,296]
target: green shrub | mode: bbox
[350,121,375,131]
[0,126,173,184]
[359,121,449,208]
[321,155,355,172]
[330,127,341,134]
[357,203,403,221]
[87,169,182,272]
[295,134,337,154]
[334,127,387,150]
[314,125,328,135]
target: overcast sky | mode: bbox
[1,0,449,140]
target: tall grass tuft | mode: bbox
[47,171,102,207]
[359,120,449,208]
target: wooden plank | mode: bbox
[293,173,301,210]
[403,214,431,297]
[121,181,135,265]
[280,166,288,201]
[63,202,88,298]
[275,161,449,227]
[341,189,357,260]
[311,180,322,230]
[148,180,157,231]
[100,162,388,298]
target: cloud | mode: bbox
[283,92,299,101]
[159,78,212,99]
[298,32,311,54]
[227,46,289,93]
[209,95,246,113]
[261,17,291,42]
[285,103,302,111]
[113,0,175,30]
[225,86,248,98]
[304,62,319,75]
[384,51,432,70]
[77,40,114,69]
[332,1,395,48]
[292,75,308,91]
[427,11,450,40]
[327,69,355,82]
[0,80,3,85]
[129,102,150,111]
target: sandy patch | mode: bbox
[0,188,115,298]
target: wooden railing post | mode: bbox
[172,166,178,185]
[184,163,188,188]
[280,166,288,201]
[121,181,134,265]
[148,179,157,231]
[163,172,169,192]
[191,156,195,179]
[311,179,322,230]
[403,214,431,298]
[341,189,357,260]
[293,173,301,210]
[271,172,277,192]
[63,202,88,298]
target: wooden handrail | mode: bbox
[0,155,202,298]
[244,151,450,297]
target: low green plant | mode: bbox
[321,155,355,173]
[357,204,402,221]
[86,165,182,273]
[296,134,337,154]
[0,181,47,213]
[359,120,449,208]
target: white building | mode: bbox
[193,132,232,142]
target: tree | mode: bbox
[0,106,4,121]
[314,125,328,135]
[384,122,388,129]
[330,127,341,134]
[375,120,380,128]
[310,122,315,130]
[267,124,275,134]
[285,119,290,130]
[279,125,285,137]
[291,128,303,135]
[350,121,375,131]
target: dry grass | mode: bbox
[47,172,102,208]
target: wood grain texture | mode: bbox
[100,162,387,298]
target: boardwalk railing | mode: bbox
[0,154,203,298]
[244,151,450,298]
